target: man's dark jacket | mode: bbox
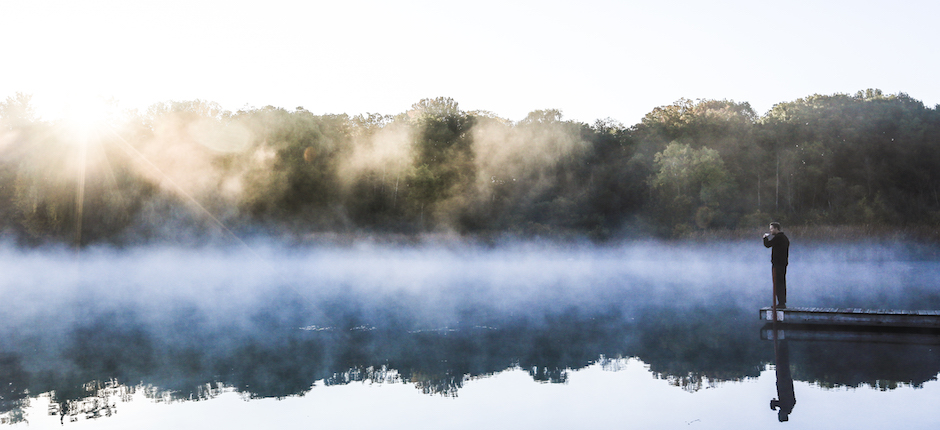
[763,232,789,267]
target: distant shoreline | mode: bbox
[290,224,940,247]
[6,224,940,249]
[671,224,940,244]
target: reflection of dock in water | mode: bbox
[760,323,940,345]
[759,307,940,329]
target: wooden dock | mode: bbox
[759,307,940,329]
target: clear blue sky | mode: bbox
[2,0,937,125]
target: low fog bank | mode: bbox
[1,239,938,331]
[0,240,760,326]
[1,240,939,403]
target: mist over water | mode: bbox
[3,239,939,333]
[1,239,940,425]
[1,241,757,329]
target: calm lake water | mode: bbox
[1,240,939,429]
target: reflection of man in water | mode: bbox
[763,222,789,308]
[770,337,796,422]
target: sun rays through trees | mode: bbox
[1,90,939,245]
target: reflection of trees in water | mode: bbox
[0,354,28,425]
[2,294,940,422]
[325,366,404,387]
[631,304,769,392]
[661,373,719,393]
[323,366,473,397]
[141,382,227,403]
[0,303,634,407]
[47,379,124,424]
[409,372,464,397]
[789,341,940,390]
[40,381,231,425]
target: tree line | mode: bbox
[1,89,938,245]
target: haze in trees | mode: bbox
[1,89,937,246]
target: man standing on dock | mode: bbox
[763,222,790,308]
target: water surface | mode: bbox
[1,241,939,428]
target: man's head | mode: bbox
[769,222,782,234]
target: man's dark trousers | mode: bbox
[773,265,787,307]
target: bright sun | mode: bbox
[61,97,118,137]
[32,93,121,139]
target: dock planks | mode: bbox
[759,307,940,329]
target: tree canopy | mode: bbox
[1,89,938,245]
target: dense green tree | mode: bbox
[650,142,734,234]
[229,106,352,231]
[404,97,476,228]
[0,94,41,236]
[758,90,940,225]
[577,118,647,238]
